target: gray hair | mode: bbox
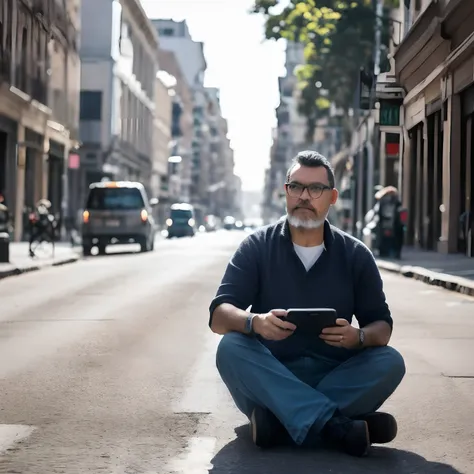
[286,150,335,188]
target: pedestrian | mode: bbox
[373,186,404,258]
[209,150,405,458]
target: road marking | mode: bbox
[0,424,36,455]
[167,436,217,473]
[173,333,227,413]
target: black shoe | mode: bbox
[249,405,291,448]
[356,412,397,444]
[322,415,370,457]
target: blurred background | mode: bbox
[0,0,472,260]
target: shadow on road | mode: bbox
[208,425,463,474]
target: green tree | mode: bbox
[252,0,399,143]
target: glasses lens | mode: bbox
[287,184,302,197]
[308,185,324,199]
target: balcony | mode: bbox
[13,65,48,106]
[50,88,80,138]
[31,77,48,105]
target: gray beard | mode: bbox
[286,212,326,229]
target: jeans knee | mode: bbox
[216,332,247,371]
[382,346,406,384]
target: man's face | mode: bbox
[285,164,338,229]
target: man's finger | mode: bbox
[321,326,344,335]
[268,314,296,331]
[336,318,349,326]
[320,334,343,342]
[270,309,288,317]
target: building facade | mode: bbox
[152,71,172,227]
[157,48,194,205]
[394,0,474,257]
[151,19,214,222]
[331,0,406,237]
[0,0,81,241]
[262,41,305,223]
[78,0,158,205]
[204,87,237,218]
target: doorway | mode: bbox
[461,86,474,257]
[460,114,473,257]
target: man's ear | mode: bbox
[331,188,339,205]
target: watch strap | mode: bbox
[245,314,256,335]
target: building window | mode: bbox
[80,91,102,120]
[160,28,174,37]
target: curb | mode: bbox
[376,260,474,297]
[0,255,80,281]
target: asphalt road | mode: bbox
[0,230,473,474]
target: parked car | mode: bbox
[81,181,157,255]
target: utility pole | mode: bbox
[364,0,384,224]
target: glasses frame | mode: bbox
[284,181,333,200]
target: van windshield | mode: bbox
[86,188,144,210]
[170,209,193,221]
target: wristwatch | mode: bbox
[244,314,257,336]
[358,328,365,347]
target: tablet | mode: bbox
[283,308,338,335]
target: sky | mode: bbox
[140,0,287,192]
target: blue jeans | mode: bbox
[216,332,406,446]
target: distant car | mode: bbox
[81,181,157,255]
[203,214,218,232]
[223,216,236,230]
[166,203,196,238]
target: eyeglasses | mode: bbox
[285,182,333,199]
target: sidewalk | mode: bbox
[0,242,81,280]
[376,246,474,296]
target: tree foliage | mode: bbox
[252,0,399,143]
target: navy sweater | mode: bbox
[209,219,393,362]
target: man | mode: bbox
[209,151,405,458]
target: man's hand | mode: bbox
[319,318,360,349]
[253,309,296,341]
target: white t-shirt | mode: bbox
[293,243,325,271]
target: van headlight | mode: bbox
[166,218,173,226]
[188,218,195,226]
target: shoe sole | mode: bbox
[348,420,370,457]
[250,410,257,444]
[362,412,397,444]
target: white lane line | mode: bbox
[0,424,36,455]
[168,437,217,474]
[173,333,228,413]
[167,333,224,473]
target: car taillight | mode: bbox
[83,210,90,223]
[140,209,148,222]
